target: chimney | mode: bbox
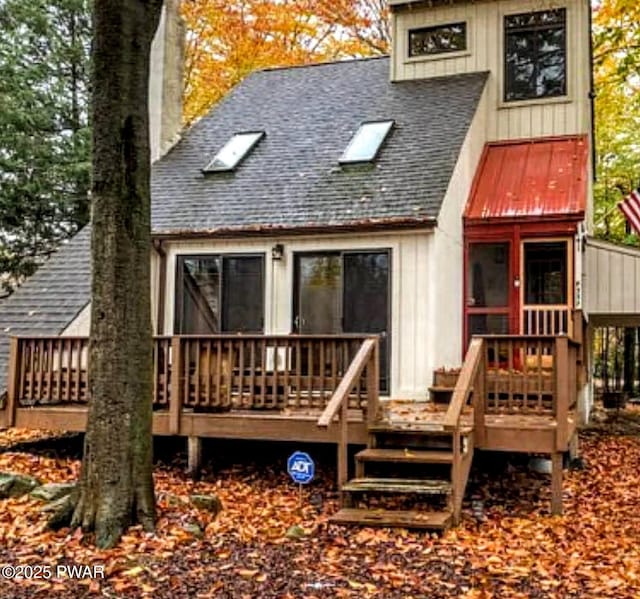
[149,0,183,162]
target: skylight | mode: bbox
[340,120,394,164]
[203,131,265,172]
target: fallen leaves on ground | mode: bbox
[0,417,638,598]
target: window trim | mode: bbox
[174,252,266,334]
[502,7,569,105]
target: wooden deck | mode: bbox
[1,332,583,529]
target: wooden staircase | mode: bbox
[329,416,475,530]
[325,338,485,531]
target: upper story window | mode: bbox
[409,22,467,58]
[504,9,567,102]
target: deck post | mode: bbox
[187,436,202,479]
[5,338,20,427]
[473,341,486,447]
[554,337,569,451]
[366,338,380,426]
[338,398,349,488]
[169,336,182,435]
[451,430,461,525]
[551,451,563,515]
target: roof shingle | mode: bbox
[151,57,488,233]
[0,58,488,392]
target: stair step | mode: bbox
[369,422,473,435]
[329,508,452,530]
[342,477,452,495]
[356,448,454,465]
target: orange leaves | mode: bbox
[1,426,640,596]
[180,0,389,124]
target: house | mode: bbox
[2,0,640,529]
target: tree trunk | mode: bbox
[68,0,163,549]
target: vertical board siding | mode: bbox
[392,0,590,142]
[585,239,640,319]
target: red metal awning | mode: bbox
[464,135,589,223]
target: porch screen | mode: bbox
[175,255,264,334]
[524,242,567,305]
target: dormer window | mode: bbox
[504,9,567,102]
[408,22,467,58]
[203,131,265,172]
[340,120,394,164]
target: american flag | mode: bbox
[618,187,640,234]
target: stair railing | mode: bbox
[317,337,379,487]
[443,337,485,524]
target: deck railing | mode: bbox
[522,305,572,337]
[317,338,379,487]
[472,334,581,451]
[7,334,376,419]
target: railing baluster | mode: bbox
[507,340,513,413]
[65,339,73,403]
[271,339,278,409]
[282,339,290,408]
[295,339,301,408]
[248,339,256,408]
[226,339,234,408]
[214,339,222,408]
[236,339,244,407]
[307,341,314,408]
[258,338,266,408]
[319,340,325,406]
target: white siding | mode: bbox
[428,82,489,369]
[584,238,640,326]
[163,230,434,400]
[61,303,91,336]
[391,0,591,143]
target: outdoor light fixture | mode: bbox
[271,244,284,261]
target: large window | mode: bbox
[504,9,566,102]
[175,255,264,334]
[409,22,467,58]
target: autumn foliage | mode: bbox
[181,0,389,124]
[1,414,640,597]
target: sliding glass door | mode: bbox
[175,254,265,334]
[294,251,390,392]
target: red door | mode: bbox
[464,238,519,346]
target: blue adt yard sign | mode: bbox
[287,451,315,485]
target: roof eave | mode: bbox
[151,216,438,240]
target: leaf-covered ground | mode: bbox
[0,409,639,598]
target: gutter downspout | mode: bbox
[153,239,167,335]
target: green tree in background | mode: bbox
[0,0,91,295]
[592,0,640,243]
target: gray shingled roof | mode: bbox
[0,58,488,392]
[0,228,91,391]
[151,57,488,233]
